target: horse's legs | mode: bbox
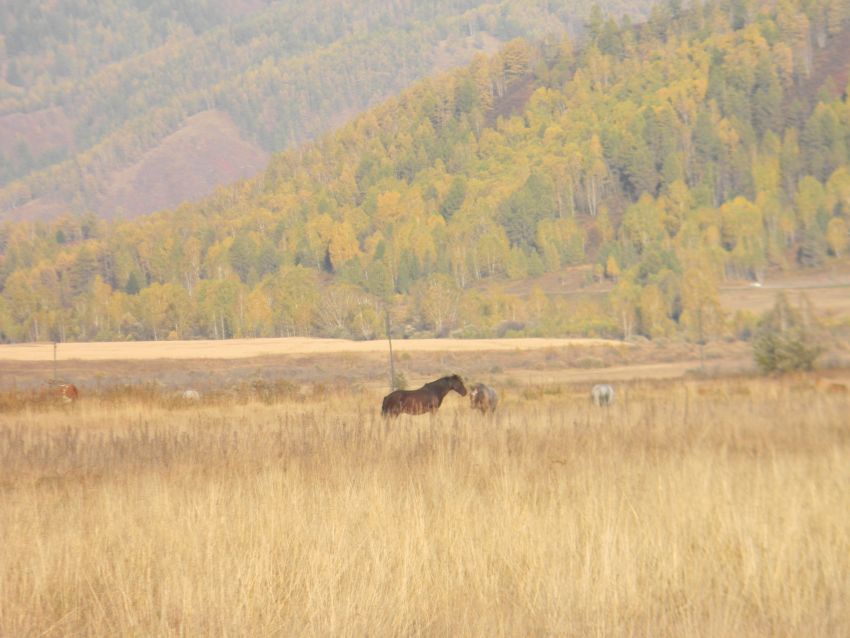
[427,409,437,439]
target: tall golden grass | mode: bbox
[1,377,848,636]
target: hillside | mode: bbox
[98,111,269,220]
[5,110,270,221]
[1,0,850,346]
[0,0,653,221]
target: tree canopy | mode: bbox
[1,0,850,343]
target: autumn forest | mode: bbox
[1,0,850,344]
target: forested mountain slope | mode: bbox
[0,0,651,220]
[1,0,850,344]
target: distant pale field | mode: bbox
[516,263,850,320]
[0,336,627,362]
[502,358,751,384]
[718,264,850,318]
[718,280,850,317]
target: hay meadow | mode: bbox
[1,375,849,636]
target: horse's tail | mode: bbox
[381,394,393,417]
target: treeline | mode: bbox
[0,0,650,215]
[1,0,850,343]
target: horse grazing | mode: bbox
[469,383,498,413]
[591,383,614,407]
[381,374,467,417]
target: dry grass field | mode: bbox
[1,374,849,636]
[0,337,759,394]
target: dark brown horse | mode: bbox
[381,374,467,417]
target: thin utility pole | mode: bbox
[385,308,396,391]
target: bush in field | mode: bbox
[753,293,824,374]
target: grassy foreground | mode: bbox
[1,377,848,636]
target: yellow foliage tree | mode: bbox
[826,218,848,257]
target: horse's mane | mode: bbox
[427,374,458,384]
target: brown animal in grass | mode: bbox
[381,374,467,417]
[469,383,498,413]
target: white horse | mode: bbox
[181,389,201,402]
[591,384,614,407]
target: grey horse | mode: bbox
[469,383,498,413]
[591,384,614,407]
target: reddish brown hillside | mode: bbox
[5,110,268,221]
[486,74,536,127]
[212,0,269,19]
[0,106,72,159]
[800,26,850,100]
[432,32,502,73]
[97,110,268,218]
